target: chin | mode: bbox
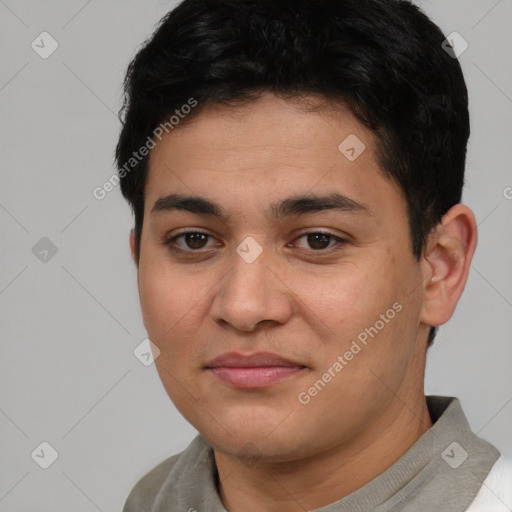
[197,414,306,459]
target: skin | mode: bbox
[129,93,477,511]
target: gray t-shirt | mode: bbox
[123,396,500,511]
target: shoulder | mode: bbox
[122,452,183,512]
[466,455,512,511]
[122,434,208,512]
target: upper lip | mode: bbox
[205,352,305,368]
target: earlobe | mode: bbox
[419,204,478,328]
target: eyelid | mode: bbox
[294,228,346,238]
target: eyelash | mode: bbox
[163,230,348,255]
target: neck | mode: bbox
[214,392,433,512]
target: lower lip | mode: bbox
[208,366,305,388]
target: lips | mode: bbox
[205,352,307,389]
[206,351,305,368]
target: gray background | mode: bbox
[1,0,511,510]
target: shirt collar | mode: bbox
[152,396,500,511]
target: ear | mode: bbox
[129,229,139,266]
[419,204,478,328]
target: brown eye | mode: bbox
[165,231,216,252]
[182,233,209,249]
[306,233,332,250]
[294,232,346,251]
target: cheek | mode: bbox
[291,261,393,334]
[137,254,220,361]
[138,256,192,339]
[296,257,415,370]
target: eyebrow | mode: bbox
[151,192,371,220]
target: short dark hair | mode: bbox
[115,0,470,347]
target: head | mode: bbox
[116,0,477,461]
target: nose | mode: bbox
[210,241,294,333]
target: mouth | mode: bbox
[205,352,307,389]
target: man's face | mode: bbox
[135,93,431,461]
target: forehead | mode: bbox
[144,94,405,222]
